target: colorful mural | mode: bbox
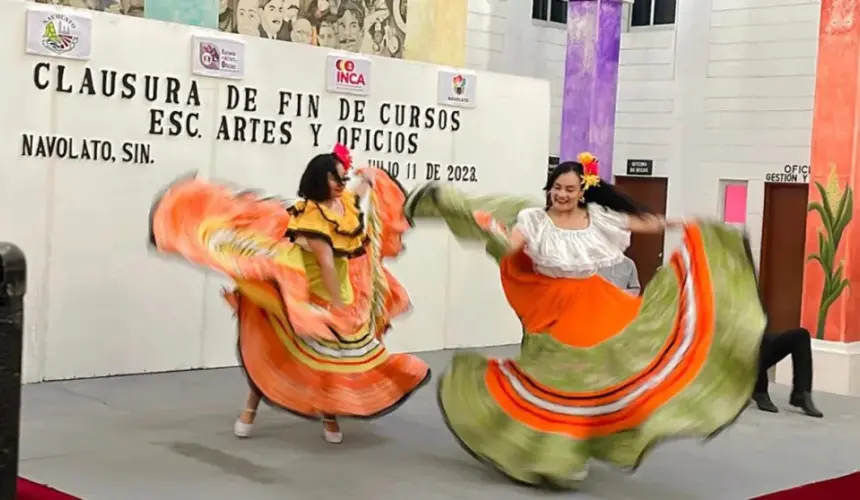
[800,0,860,343]
[219,0,408,57]
[395,0,466,66]
[29,0,466,65]
[148,0,218,28]
[806,166,853,340]
[32,0,127,14]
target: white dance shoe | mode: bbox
[233,409,256,438]
[571,464,590,481]
[323,419,343,444]
[233,419,254,438]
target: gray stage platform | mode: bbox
[19,346,860,499]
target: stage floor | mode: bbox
[19,346,860,500]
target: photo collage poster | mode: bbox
[30,0,409,59]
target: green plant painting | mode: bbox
[807,164,854,340]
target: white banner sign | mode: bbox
[325,53,371,96]
[25,7,92,61]
[191,35,245,80]
[437,69,477,108]
[765,164,809,183]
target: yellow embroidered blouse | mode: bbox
[285,190,367,304]
[285,190,368,257]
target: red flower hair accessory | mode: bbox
[577,152,600,191]
[332,143,353,172]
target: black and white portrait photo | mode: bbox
[32,0,123,13]
[31,0,147,17]
[219,0,409,59]
[29,0,409,59]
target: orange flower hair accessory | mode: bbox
[332,143,353,172]
[577,152,601,191]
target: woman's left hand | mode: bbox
[355,167,375,185]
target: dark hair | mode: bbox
[297,153,344,202]
[544,161,647,215]
[320,12,338,27]
[338,1,365,25]
[369,19,384,37]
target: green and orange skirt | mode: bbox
[405,183,765,488]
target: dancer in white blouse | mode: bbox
[405,153,767,489]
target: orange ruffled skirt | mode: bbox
[150,170,430,419]
[502,250,643,348]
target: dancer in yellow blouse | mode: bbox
[150,145,430,444]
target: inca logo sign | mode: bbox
[335,59,365,86]
[325,54,370,95]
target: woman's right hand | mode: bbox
[667,217,698,228]
[665,218,684,228]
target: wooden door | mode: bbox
[759,183,808,332]
[613,176,669,289]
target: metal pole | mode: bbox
[0,244,26,499]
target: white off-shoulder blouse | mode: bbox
[514,204,631,279]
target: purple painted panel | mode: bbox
[560,0,622,181]
[560,1,597,164]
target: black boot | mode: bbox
[752,392,779,413]
[789,392,823,418]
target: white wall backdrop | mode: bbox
[615,28,676,174]
[701,0,820,266]
[463,0,822,265]
[463,0,565,155]
[3,0,826,382]
[463,0,677,160]
[3,1,550,382]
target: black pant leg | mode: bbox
[756,334,777,393]
[756,328,813,394]
[784,328,813,393]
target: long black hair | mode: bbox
[297,153,345,202]
[545,161,648,215]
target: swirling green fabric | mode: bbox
[405,182,537,260]
[406,183,766,489]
